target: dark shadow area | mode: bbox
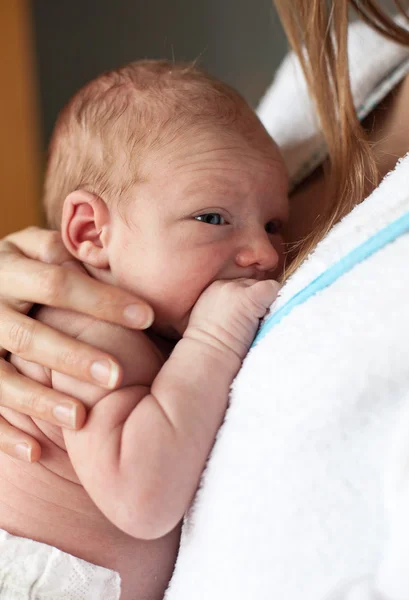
[32,0,287,146]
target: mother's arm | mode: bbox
[0,227,154,462]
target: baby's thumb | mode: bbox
[247,280,280,312]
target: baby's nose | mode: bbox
[235,236,279,272]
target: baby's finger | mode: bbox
[0,413,41,462]
[228,278,259,287]
[246,280,281,311]
[0,359,87,429]
[0,309,123,388]
[0,255,154,329]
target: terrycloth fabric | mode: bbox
[0,528,121,599]
[258,15,409,189]
[165,18,409,600]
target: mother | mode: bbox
[1,1,409,598]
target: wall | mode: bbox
[0,1,41,237]
[32,0,287,146]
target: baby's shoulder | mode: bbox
[35,305,164,388]
[34,304,94,338]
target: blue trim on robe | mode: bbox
[253,210,409,346]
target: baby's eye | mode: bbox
[265,219,283,235]
[195,213,226,225]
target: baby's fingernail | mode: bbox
[53,403,77,428]
[90,359,119,388]
[123,304,154,329]
[268,280,281,292]
[14,443,32,462]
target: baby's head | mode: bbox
[44,60,288,337]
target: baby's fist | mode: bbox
[186,279,280,360]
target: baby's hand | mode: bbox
[185,279,280,361]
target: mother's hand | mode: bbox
[0,227,154,462]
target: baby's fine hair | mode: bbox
[44,59,266,229]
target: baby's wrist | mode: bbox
[182,324,245,370]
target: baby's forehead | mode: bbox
[191,128,284,181]
[124,113,287,205]
[142,127,287,202]
[156,120,283,166]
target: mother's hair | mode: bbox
[274,0,409,278]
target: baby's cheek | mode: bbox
[155,280,205,332]
[274,236,286,278]
[112,260,136,289]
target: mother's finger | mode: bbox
[2,227,72,264]
[0,253,154,329]
[0,310,122,388]
[0,413,41,462]
[0,359,87,429]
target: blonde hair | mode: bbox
[274,0,409,278]
[44,60,266,229]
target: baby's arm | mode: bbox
[50,279,278,540]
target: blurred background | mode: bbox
[0,0,286,238]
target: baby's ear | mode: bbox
[61,190,110,269]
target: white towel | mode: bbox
[258,15,409,189]
[0,528,121,599]
[165,17,409,600]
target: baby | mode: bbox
[0,61,288,599]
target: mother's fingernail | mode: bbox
[53,403,76,428]
[90,359,119,388]
[123,305,154,329]
[14,443,32,462]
